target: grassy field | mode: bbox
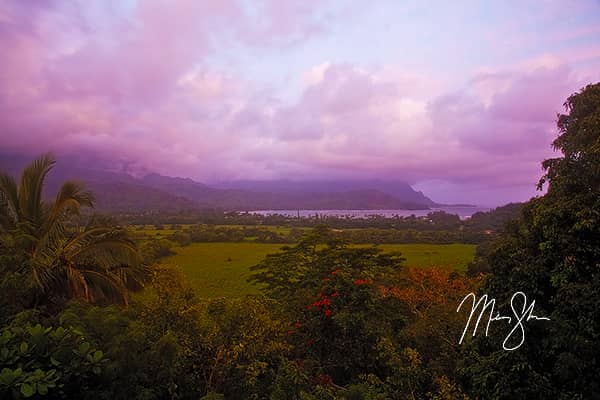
[355,243,475,270]
[131,224,304,239]
[163,242,286,297]
[213,225,304,235]
[163,242,476,298]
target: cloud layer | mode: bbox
[1,0,599,204]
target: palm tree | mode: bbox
[0,154,148,306]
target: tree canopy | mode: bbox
[460,83,600,399]
[0,154,147,308]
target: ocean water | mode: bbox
[251,206,491,220]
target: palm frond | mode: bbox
[0,172,19,231]
[61,227,148,300]
[35,181,94,259]
[32,218,66,260]
[78,268,129,305]
[29,260,60,292]
[18,153,55,226]
[5,154,147,306]
[65,263,92,302]
[52,180,95,218]
[59,226,112,253]
[62,228,141,269]
[105,262,151,292]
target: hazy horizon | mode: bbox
[2,1,600,205]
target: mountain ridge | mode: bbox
[209,179,438,207]
[0,153,439,212]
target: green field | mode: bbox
[131,224,305,239]
[356,243,475,270]
[163,242,476,298]
[214,225,304,235]
[163,242,285,297]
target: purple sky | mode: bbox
[1,0,600,205]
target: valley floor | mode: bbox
[163,242,475,297]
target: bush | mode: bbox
[0,323,106,399]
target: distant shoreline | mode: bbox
[249,206,490,220]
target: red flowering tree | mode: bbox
[249,228,407,385]
[382,267,480,388]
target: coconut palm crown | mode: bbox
[0,154,147,306]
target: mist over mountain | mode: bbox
[0,153,438,212]
[210,180,437,207]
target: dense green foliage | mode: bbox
[248,231,477,399]
[117,204,522,245]
[134,221,476,246]
[1,228,476,398]
[0,155,148,308]
[0,323,106,399]
[459,83,600,399]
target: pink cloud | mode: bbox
[0,0,328,171]
[0,0,598,205]
[244,62,585,187]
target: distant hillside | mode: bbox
[0,153,437,212]
[210,179,438,207]
[466,203,524,232]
